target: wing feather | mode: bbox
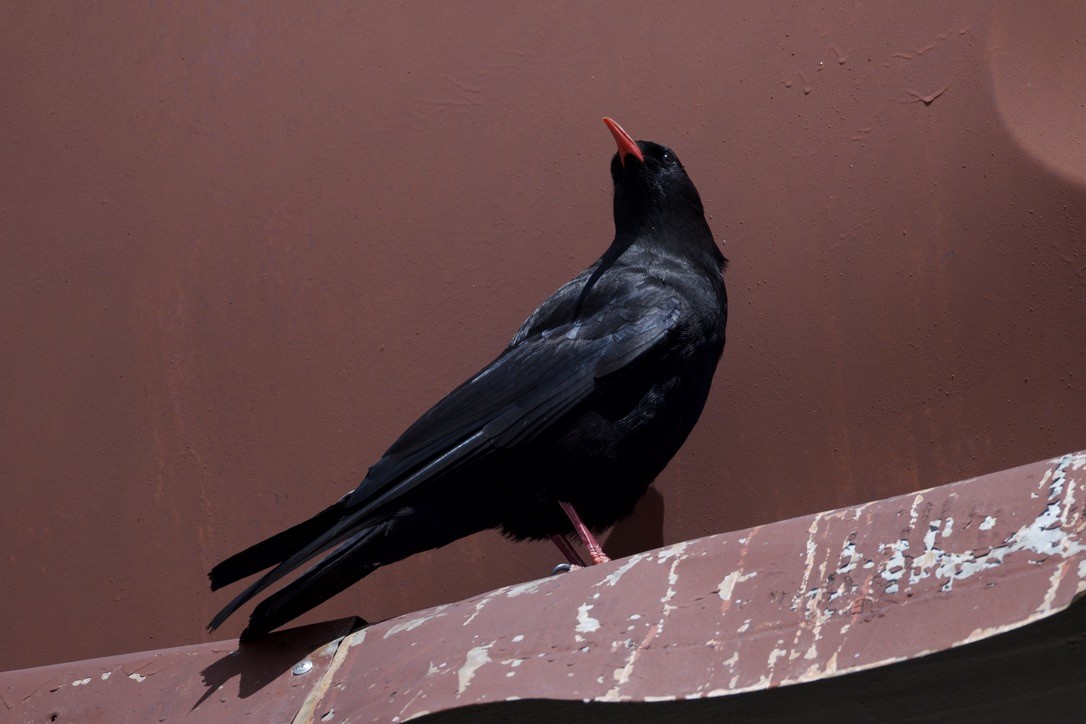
[210,283,686,626]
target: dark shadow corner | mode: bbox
[604,486,666,559]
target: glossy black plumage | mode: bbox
[208,121,728,639]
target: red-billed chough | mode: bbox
[209,118,728,640]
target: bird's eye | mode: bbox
[661,151,674,165]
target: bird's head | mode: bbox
[603,117,706,234]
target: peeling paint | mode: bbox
[294,632,357,724]
[718,569,757,601]
[384,612,448,639]
[462,596,492,627]
[880,539,910,594]
[887,454,1086,595]
[658,541,689,620]
[835,540,860,574]
[793,514,824,612]
[456,643,494,695]
[596,553,648,588]
[576,604,600,634]
[1039,560,1070,614]
[656,542,688,563]
[599,623,660,701]
[502,578,553,598]
[6,453,1084,722]
[348,628,369,648]
[767,643,787,669]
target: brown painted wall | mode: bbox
[2,2,1084,671]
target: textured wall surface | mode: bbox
[2,2,1085,670]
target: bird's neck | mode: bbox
[615,211,725,275]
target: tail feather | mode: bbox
[240,524,388,640]
[210,488,495,638]
[237,499,495,638]
[208,498,348,591]
[207,508,374,633]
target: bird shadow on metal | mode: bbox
[192,617,362,710]
[603,486,665,558]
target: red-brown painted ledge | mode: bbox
[3,452,1085,722]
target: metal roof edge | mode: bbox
[3,451,1084,721]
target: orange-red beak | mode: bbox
[603,117,644,167]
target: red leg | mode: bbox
[558,502,611,565]
[550,534,587,567]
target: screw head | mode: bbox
[292,659,314,676]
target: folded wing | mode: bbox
[208,282,685,632]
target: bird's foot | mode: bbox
[551,562,583,575]
[557,502,612,566]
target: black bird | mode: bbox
[209,118,728,639]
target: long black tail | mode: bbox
[237,499,490,639]
[208,497,349,591]
[239,523,389,640]
[220,497,490,639]
[207,499,376,634]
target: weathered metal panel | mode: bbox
[0,618,357,723]
[3,453,1082,721]
[313,452,1086,719]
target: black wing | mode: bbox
[209,279,685,629]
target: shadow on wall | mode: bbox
[604,487,666,558]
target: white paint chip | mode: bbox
[656,541,688,563]
[457,643,494,695]
[503,579,550,597]
[877,454,1085,597]
[576,603,600,634]
[596,553,647,588]
[718,570,758,601]
[384,612,447,639]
